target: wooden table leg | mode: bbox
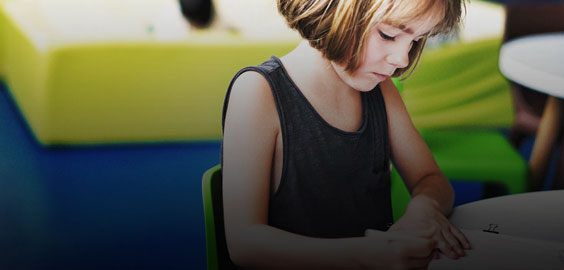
[528,96,562,191]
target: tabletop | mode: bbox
[430,190,564,269]
[499,33,564,98]
[449,190,564,242]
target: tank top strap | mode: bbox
[222,58,284,132]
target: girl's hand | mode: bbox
[388,196,471,260]
[358,229,437,269]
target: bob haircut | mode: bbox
[278,0,466,78]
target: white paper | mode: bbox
[430,229,564,270]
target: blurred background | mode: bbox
[0,0,562,269]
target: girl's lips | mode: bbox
[372,72,389,80]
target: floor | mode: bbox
[0,83,216,269]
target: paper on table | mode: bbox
[430,229,564,270]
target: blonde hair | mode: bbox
[278,0,466,78]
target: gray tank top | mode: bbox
[222,56,393,238]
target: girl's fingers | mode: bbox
[442,228,465,257]
[435,234,457,259]
[450,226,472,249]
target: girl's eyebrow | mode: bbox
[398,24,429,37]
[381,23,429,38]
[398,25,413,34]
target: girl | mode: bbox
[222,0,471,268]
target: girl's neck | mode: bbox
[280,41,356,99]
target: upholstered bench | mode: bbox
[0,0,298,145]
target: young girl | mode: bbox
[222,0,471,268]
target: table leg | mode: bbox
[528,96,562,191]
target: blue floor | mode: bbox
[0,83,218,269]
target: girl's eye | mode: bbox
[379,31,395,41]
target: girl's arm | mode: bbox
[380,78,471,259]
[222,72,436,269]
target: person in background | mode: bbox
[178,0,296,38]
[502,1,564,190]
[178,0,214,28]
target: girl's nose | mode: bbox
[386,45,410,69]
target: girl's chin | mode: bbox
[365,79,384,91]
[354,82,380,92]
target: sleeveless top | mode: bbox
[222,56,393,238]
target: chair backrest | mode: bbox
[202,165,238,270]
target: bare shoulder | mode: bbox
[225,70,280,134]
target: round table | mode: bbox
[449,190,564,242]
[499,32,564,189]
[430,190,564,269]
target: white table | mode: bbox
[499,33,564,190]
[431,190,564,269]
[449,190,564,242]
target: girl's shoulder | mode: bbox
[227,57,283,94]
[227,56,283,106]
[230,70,273,103]
[223,62,281,136]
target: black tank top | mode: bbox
[222,56,393,238]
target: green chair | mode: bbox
[401,38,514,129]
[390,38,529,220]
[390,129,529,220]
[202,165,238,270]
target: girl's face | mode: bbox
[331,14,441,92]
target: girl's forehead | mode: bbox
[375,0,446,35]
[381,10,444,36]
